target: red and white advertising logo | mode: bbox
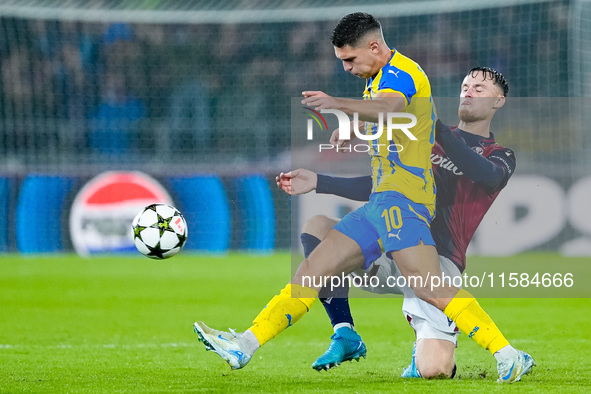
[69,171,173,256]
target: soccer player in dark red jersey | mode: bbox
[277,67,533,380]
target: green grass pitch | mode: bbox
[1,253,590,393]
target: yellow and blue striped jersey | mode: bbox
[363,49,436,212]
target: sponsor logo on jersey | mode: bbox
[430,154,463,176]
[69,171,173,256]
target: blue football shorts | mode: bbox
[333,191,435,269]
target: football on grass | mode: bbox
[132,204,188,259]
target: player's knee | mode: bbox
[415,338,456,379]
[301,215,338,240]
[417,353,455,379]
[419,363,454,379]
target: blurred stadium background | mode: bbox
[0,0,590,256]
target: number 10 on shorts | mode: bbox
[382,206,403,232]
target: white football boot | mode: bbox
[193,321,251,370]
[497,350,535,383]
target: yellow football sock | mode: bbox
[249,283,317,346]
[443,289,509,354]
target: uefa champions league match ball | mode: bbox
[132,203,188,259]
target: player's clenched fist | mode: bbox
[276,169,318,196]
[329,128,351,150]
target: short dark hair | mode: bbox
[469,66,509,96]
[331,12,381,48]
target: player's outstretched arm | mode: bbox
[277,169,372,201]
[302,90,404,123]
[436,120,515,191]
[316,174,372,201]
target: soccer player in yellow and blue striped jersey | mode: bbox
[362,48,437,208]
[193,13,530,383]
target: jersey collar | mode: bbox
[368,49,397,84]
